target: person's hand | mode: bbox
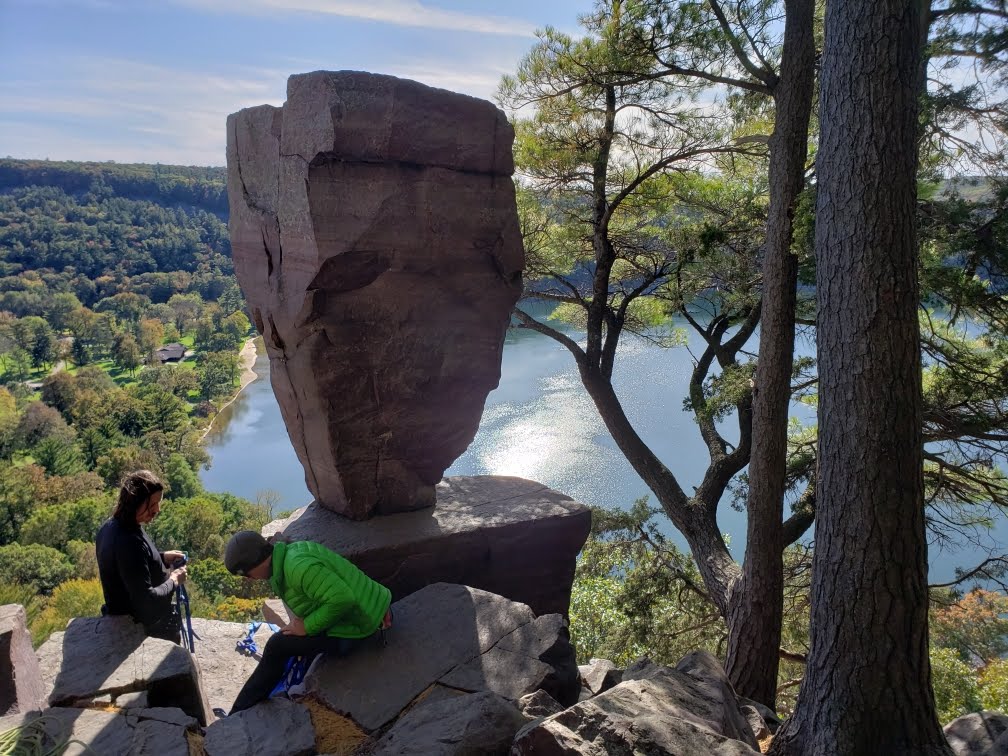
[281,615,306,636]
[169,566,187,586]
[380,609,393,630]
[163,550,185,567]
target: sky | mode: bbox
[0,0,588,166]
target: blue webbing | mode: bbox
[235,621,308,696]
[174,583,199,652]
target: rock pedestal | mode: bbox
[227,70,524,519]
[262,475,591,617]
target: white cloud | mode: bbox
[0,58,289,165]
[0,53,515,164]
[172,0,536,37]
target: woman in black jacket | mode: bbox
[95,470,188,642]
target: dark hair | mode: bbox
[114,469,164,524]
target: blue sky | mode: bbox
[0,0,587,166]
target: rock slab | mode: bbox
[227,70,524,519]
[203,698,315,756]
[0,706,196,756]
[0,604,45,715]
[189,617,274,714]
[263,475,591,617]
[373,690,524,756]
[36,615,212,725]
[292,583,577,740]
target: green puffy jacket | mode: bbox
[269,541,391,638]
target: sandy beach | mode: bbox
[199,336,262,440]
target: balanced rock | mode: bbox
[0,604,45,715]
[227,70,524,519]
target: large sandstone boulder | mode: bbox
[0,604,45,715]
[289,583,577,752]
[227,70,524,519]
[36,616,212,725]
[513,652,760,755]
[263,475,590,616]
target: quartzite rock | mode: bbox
[512,677,761,756]
[512,654,762,756]
[227,70,524,519]
[262,475,590,617]
[0,604,45,715]
[36,616,212,725]
[578,657,622,696]
[188,618,275,714]
[373,691,524,756]
[203,698,315,756]
[291,583,577,737]
[0,707,196,756]
[945,711,1008,756]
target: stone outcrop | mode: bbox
[290,583,577,751]
[263,475,590,616]
[513,652,760,755]
[622,652,758,746]
[36,616,212,725]
[0,593,774,756]
[0,604,45,715]
[227,70,524,519]
[946,711,1008,756]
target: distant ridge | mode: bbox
[0,158,227,218]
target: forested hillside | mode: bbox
[0,159,270,644]
[0,159,232,313]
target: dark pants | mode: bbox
[229,632,363,714]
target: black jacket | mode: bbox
[95,517,176,637]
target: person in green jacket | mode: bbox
[222,530,393,714]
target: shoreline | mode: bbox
[199,336,262,441]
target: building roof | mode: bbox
[156,342,186,362]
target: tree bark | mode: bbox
[770,0,951,753]
[725,0,815,710]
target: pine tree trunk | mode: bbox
[770,0,951,753]
[725,0,815,710]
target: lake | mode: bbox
[200,314,1005,584]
